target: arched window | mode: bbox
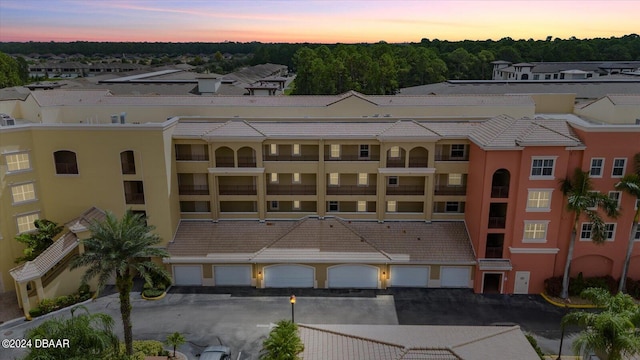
[491,169,510,198]
[53,150,78,174]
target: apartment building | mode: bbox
[1,89,638,315]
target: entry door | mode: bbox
[514,271,530,294]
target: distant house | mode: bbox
[492,60,640,81]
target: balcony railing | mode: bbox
[267,184,316,195]
[264,154,319,161]
[434,185,467,196]
[125,193,145,204]
[435,154,469,161]
[485,246,504,259]
[408,157,429,168]
[55,163,78,174]
[326,185,376,195]
[386,185,424,195]
[491,185,509,198]
[176,153,208,161]
[488,216,506,229]
[386,159,405,168]
[218,185,257,195]
[215,156,234,167]
[325,154,380,161]
[179,184,209,195]
[238,156,256,168]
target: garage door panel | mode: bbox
[264,265,314,288]
[214,265,252,286]
[441,267,470,288]
[390,266,429,287]
[174,265,203,286]
[328,265,378,288]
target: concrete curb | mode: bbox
[141,291,167,301]
[540,292,600,309]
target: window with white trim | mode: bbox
[523,222,548,242]
[589,158,604,177]
[611,158,626,177]
[387,176,399,187]
[16,212,39,234]
[5,152,31,172]
[359,145,370,159]
[604,223,616,241]
[357,201,367,212]
[527,190,552,211]
[387,201,397,212]
[330,144,340,159]
[329,173,339,186]
[292,144,301,156]
[358,173,368,186]
[11,183,36,204]
[580,223,593,240]
[609,191,621,208]
[269,144,278,155]
[270,173,278,183]
[450,144,465,159]
[292,173,301,184]
[293,200,301,210]
[389,146,400,158]
[328,201,339,212]
[530,158,555,178]
[448,173,462,186]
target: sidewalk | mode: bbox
[0,291,24,324]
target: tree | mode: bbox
[165,331,186,358]
[71,210,171,356]
[24,306,119,360]
[563,288,640,360]
[260,320,304,360]
[559,168,620,299]
[15,219,63,263]
[615,153,640,293]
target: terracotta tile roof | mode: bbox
[167,218,474,264]
[299,324,540,360]
[377,120,441,139]
[201,120,266,140]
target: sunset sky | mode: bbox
[0,0,638,43]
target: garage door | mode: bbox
[173,265,202,286]
[214,265,252,286]
[264,265,314,288]
[390,266,429,287]
[328,265,379,288]
[440,267,470,288]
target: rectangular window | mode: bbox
[5,152,31,172]
[604,223,616,241]
[635,227,640,241]
[16,212,39,233]
[448,173,462,186]
[357,201,367,212]
[11,183,36,204]
[329,173,339,186]
[359,145,370,159]
[612,158,626,177]
[530,158,555,178]
[269,144,278,155]
[445,202,460,213]
[589,158,604,177]
[450,144,465,159]
[292,144,301,156]
[387,201,397,212]
[389,146,400,158]
[358,173,368,186]
[292,173,301,184]
[328,201,339,212]
[330,144,340,159]
[580,223,593,240]
[270,173,278,183]
[269,201,279,210]
[387,176,399,187]
[523,222,548,242]
[609,191,621,208]
[293,200,301,210]
[527,190,552,211]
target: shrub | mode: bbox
[584,275,617,294]
[28,307,42,318]
[78,283,90,296]
[525,334,545,360]
[142,288,165,298]
[625,278,640,299]
[544,276,563,297]
[568,272,586,296]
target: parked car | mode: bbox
[199,345,231,360]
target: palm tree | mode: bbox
[71,210,171,356]
[166,331,186,358]
[562,287,640,360]
[615,153,640,293]
[559,168,619,299]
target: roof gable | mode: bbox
[377,120,441,140]
[202,120,265,141]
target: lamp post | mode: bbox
[289,295,296,323]
[556,299,570,360]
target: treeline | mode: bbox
[0,52,28,88]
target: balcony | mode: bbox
[491,185,509,198]
[386,185,424,196]
[484,246,504,259]
[264,154,318,162]
[488,216,506,229]
[125,193,145,204]
[238,156,256,168]
[326,185,376,195]
[434,185,466,196]
[267,184,316,195]
[179,184,209,195]
[386,159,405,168]
[215,156,235,167]
[435,154,469,161]
[55,162,79,175]
[408,157,429,168]
[325,154,380,161]
[218,185,257,195]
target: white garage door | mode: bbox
[173,265,202,286]
[328,265,379,288]
[264,265,314,288]
[441,267,471,288]
[390,266,430,287]
[214,265,252,286]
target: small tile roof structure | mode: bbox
[298,324,540,360]
[167,218,475,264]
[9,207,106,283]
